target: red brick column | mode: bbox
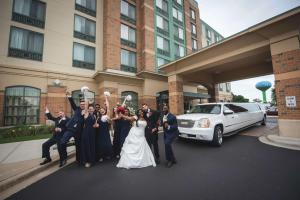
[139,95,157,109]
[168,75,184,115]
[207,84,219,103]
[271,36,300,138]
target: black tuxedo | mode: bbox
[42,112,69,160]
[59,97,84,162]
[144,108,160,160]
[162,112,179,162]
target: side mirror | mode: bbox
[224,109,234,115]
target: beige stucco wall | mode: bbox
[0,0,103,77]
[143,78,168,96]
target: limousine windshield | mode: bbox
[190,104,221,114]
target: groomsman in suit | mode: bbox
[58,92,85,167]
[162,105,179,168]
[142,103,161,164]
[40,107,69,165]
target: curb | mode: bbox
[0,151,75,193]
[259,135,300,151]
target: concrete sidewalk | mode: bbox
[0,139,75,193]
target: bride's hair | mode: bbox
[135,109,145,127]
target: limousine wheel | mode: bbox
[212,125,223,147]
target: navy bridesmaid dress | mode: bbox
[112,119,121,157]
[96,115,113,160]
[80,114,96,165]
[120,119,131,147]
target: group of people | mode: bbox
[40,92,179,169]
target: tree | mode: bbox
[271,88,277,105]
[232,93,249,102]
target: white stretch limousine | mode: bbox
[177,103,266,146]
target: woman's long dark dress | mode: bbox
[120,119,131,147]
[96,116,113,159]
[112,119,121,157]
[80,114,96,165]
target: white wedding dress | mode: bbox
[117,120,156,169]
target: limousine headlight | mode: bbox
[197,118,210,128]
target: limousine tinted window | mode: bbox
[190,104,221,114]
[240,103,260,112]
[224,104,248,113]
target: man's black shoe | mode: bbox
[167,161,173,168]
[59,160,67,167]
[40,158,51,165]
[155,158,160,165]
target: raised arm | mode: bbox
[119,113,137,122]
[83,100,89,119]
[66,92,77,111]
[105,96,110,116]
[45,106,58,121]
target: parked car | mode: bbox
[177,103,266,147]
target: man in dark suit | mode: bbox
[162,105,179,168]
[58,92,85,167]
[40,106,69,166]
[142,103,160,164]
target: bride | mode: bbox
[117,109,156,169]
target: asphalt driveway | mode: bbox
[5,133,300,200]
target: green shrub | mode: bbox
[0,125,54,139]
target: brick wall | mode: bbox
[0,92,4,126]
[272,49,300,120]
[169,79,184,115]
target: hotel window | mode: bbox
[156,15,169,36]
[173,0,182,7]
[121,49,136,73]
[206,40,211,46]
[8,26,44,61]
[226,83,231,92]
[157,36,170,56]
[175,44,184,58]
[219,84,224,91]
[4,86,40,126]
[72,90,95,106]
[172,7,183,23]
[74,15,96,42]
[12,0,46,28]
[121,24,136,47]
[120,0,136,24]
[192,39,197,51]
[206,29,212,38]
[73,43,95,70]
[191,24,197,36]
[75,0,96,17]
[156,0,168,17]
[174,26,184,43]
[121,91,138,111]
[190,9,196,20]
[157,57,169,67]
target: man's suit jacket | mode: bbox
[65,97,84,133]
[45,112,69,139]
[162,113,179,144]
[144,109,160,133]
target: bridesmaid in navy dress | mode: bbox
[120,108,132,147]
[95,96,113,162]
[80,102,96,168]
[112,107,121,158]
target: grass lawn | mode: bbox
[0,134,52,144]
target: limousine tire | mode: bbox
[261,115,266,126]
[212,125,223,147]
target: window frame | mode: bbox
[4,85,41,126]
[73,14,96,43]
[120,23,136,48]
[120,0,136,24]
[75,0,97,17]
[72,42,96,70]
[120,48,137,73]
[121,91,138,111]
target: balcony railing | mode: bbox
[174,36,184,44]
[8,48,42,61]
[157,27,169,37]
[156,7,168,18]
[73,60,95,70]
[157,48,170,57]
[12,12,45,28]
[121,14,136,25]
[74,31,95,43]
[75,4,96,17]
[173,18,183,26]
[121,65,137,73]
[121,39,136,48]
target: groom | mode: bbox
[142,103,160,164]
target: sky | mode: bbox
[196,0,300,102]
